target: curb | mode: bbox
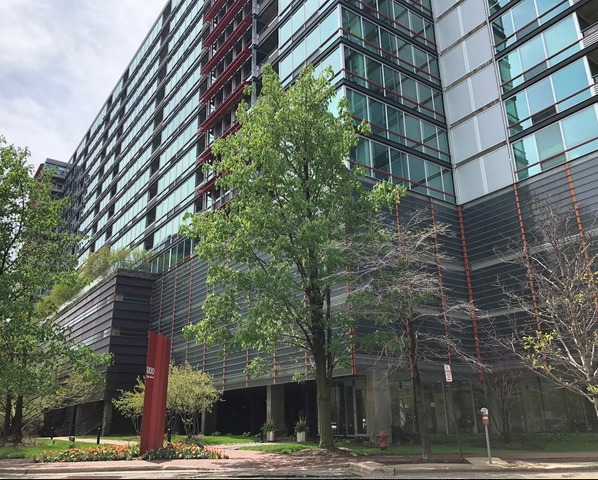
[349,461,598,477]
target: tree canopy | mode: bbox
[180,64,403,449]
[0,136,111,444]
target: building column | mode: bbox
[202,405,217,435]
[102,399,113,435]
[366,370,393,444]
[266,384,285,427]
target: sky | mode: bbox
[0,0,167,173]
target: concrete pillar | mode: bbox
[366,370,393,444]
[267,384,285,426]
[102,400,113,435]
[202,405,218,435]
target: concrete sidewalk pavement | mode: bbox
[1,443,598,478]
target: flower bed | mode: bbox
[141,442,228,460]
[35,444,139,462]
[34,442,227,463]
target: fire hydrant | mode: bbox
[376,430,389,450]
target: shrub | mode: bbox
[35,445,140,463]
[140,442,228,460]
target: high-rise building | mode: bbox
[55,0,598,437]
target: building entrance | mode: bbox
[331,378,367,437]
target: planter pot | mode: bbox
[296,431,306,443]
[267,431,276,442]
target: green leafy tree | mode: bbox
[112,377,145,435]
[0,136,110,444]
[180,64,402,449]
[113,363,221,438]
[167,363,221,439]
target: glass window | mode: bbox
[562,106,598,160]
[519,36,547,81]
[552,59,590,111]
[505,94,530,132]
[362,18,379,52]
[409,157,427,194]
[545,16,579,66]
[368,98,387,137]
[353,138,371,167]
[513,135,540,179]
[319,9,339,50]
[366,57,383,94]
[390,149,408,183]
[372,141,389,180]
[386,108,402,142]
[379,29,396,56]
[405,115,421,149]
[535,123,565,166]
[442,169,454,197]
[345,48,366,87]
[526,77,554,118]
[401,76,418,104]
[348,89,367,121]
[511,0,538,37]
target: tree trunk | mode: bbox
[501,405,512,444]
[413,371,431,460]
[315,363,334,450]
[590,397,598,429]
[1,391,12,446]
[408,327,431,460]
[9,394,23,444]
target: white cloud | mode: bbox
[0,0,166,171]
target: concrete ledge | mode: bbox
[349,460,395,476]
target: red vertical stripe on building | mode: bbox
[222,344,226,389]
[185,259,193,362]
[171,266,178,341]
[346,267,357,375]
[246,349,249,388]
[564,163,598,308]
[512,184,542,332]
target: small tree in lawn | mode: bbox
[179,64,402,450]
[496,197,598,424]
[167,363,221,439]
[113,363,221,438]
[112,377,145,435]
[346,207,476,461]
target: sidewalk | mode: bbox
[1,442,598,478]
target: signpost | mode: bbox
[444,364,463,460]
[480,407,492,464]
[140,331,172,454]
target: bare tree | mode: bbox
[483,368,520,443]
[496,197,598,424]
[345,206,478,461]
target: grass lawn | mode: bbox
[241,433,598,456]
[76,434,139,443]
[2,432,596,460]
[0,439,93,459]
[171,434,257,445]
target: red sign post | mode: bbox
[140,331,171,454]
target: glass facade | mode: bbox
[53,0,598,439]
